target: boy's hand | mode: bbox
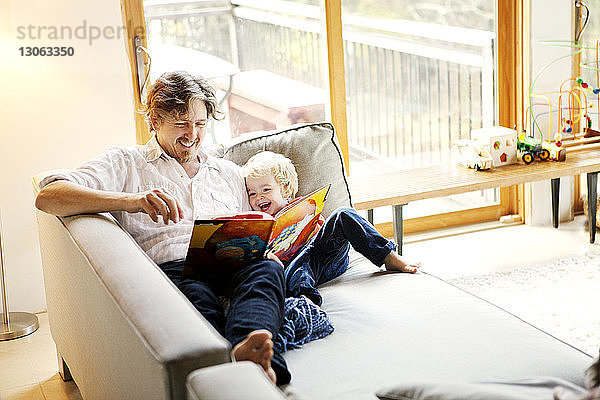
[266,250,284,268]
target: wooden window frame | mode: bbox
[120,0,150,145]
[371,0,527,236]
[121,0,525,234]
[572,2,584,214]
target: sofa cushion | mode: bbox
[375,377,587,400]
[223,122,351,218]
[283,253,592,400]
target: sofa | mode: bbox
[34,122,594,400]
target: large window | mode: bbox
[340,1,501,228]
[122,0,523,234]
[141,0,328,144]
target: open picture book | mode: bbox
[183,184,330,276]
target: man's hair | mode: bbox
[141,71,224,131]
[242,151,299,199]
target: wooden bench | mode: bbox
[349,148,600,254]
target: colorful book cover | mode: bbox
[268,184,329,262]
[184,184,330,277]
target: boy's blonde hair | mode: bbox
[242,151,299,199]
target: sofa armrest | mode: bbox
[36,210,232,400]
[186,362,287,400]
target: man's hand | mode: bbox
[127,188,184,224]
[35,181,184,224]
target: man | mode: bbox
[35,71,288,385]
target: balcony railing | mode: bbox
[144,0,496,170]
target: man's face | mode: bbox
[154,100,208,164]
[245,174,289,216]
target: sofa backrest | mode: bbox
[223,122,352,218]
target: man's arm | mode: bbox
[35,180,184,224]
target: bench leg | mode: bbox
[367,209,374,225]
[587,172,598,243]
[551,178,560,228]
[392,205,405,255]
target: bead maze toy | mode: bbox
[455,1,596,170]
[526,0,600,159]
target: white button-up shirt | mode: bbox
[40,136,250,265]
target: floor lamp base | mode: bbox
[0,312,39,341]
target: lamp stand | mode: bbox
[0,212,38,341]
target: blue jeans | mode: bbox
[285,206,396,306]
[160,259,291,385]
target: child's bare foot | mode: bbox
[232,330,277,384]
[383,251,422,273]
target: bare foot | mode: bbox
[232,330,277,384]
[383,251,422,273]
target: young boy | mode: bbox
[242,151,421,306]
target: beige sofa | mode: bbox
[35,123,593,400]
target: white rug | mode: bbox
[447,249,600,357]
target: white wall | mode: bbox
[527,0,574,226]
[0,0,135,312]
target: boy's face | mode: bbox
[245,175,289,215]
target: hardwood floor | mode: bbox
[0,313,82,400]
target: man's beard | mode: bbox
[173,140,200,163]
[176,148,198,163]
